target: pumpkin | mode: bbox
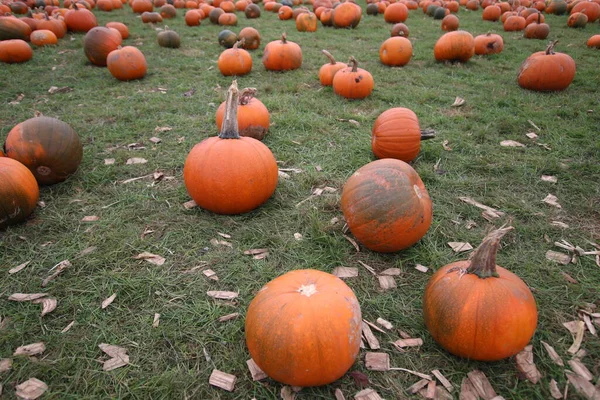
[571,1,600,22]
[83,26,122,66]
[434,30,474,62]
[208,7,224,23]
[30,29,58,45]
[332,57,374,99]
[245,3,260,17]
[482,4,501,20]
[37,14,66,39]
[220,0,234,11]
[341,158,432,252]
[218,12,238,25]
[107,46,148,81]
[245,269,362,387]
[4,116,82,185]
[218,29,237,48]
[0,39,33,63]
[262,33,302,71]
[320,8,334,26]
[141,11,163,23]
[383,2,408,22]
[366,3,379,15]
[523,14,549,39]
[441,14,459,30]
[0,16,32,41]
[318,49,345,86]
[215,87,269,140]
[390,22,409,37]
[185,9,204,26]
[587,34,600,48]
[371,108,435,162]
[183,80,278,214]
[518,41,575,91]
[157,27,181,48]
[0,157,39,229]
[238,26,260,50]
[379,36,412,66]
[525,11,544,25]
[433,6,448,19]
[567,11,587,27]
[546,0,567,13]
[96,0,113,10]
[105,22,129,39]
[504,15,527,30]
[278,5,293,19]
[217,41,252,76]
[474,32,504,55]
[333,2,362,28]
[296,11,318,31]
[64,5,97,32]
[131,0,153,12]
[423,227,538,361]
[159,3,177,17]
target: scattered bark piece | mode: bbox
[526,132,538,140]
[542,194,562,208]
[448,242,473,253]
[207,291,238,300]
[541,341,564,366]
[101,293,117,309]
[363,320,386,334]
[155,126,172,133]
[48,86,73,94]
[81,215,100,222]
[361,321,380,350]
[380,268,402,276]
[365,352,390,371]
[246,359,267,381]
[14,342,46,357]
[467,370,497,400]
[32,297,57,317]
[152,313,160,328]
[183,200,197,210]
[218,313,239,322]
[408,379,430,394]
[357,261,377,276]
[432,369,454,392]
[568,359,594,381]
[541,175,558,183]
[103,353,130,371]
[582,314,597,336]
[0,358,12,373]
[133,252,165,266]
[378,275,396,290]
[500,140,526,147]
[415,264,429,273]
[104,158,115,165]
[209,369,236,392]
[549,379,562,399]
[8,261,31,275]
[565,372,598,400]
[344,235,361,252]
[126,157,147,165]
[243,249,269,259]
[42,259,71,287]
[567,321,586,354]
[546,251,571,265]
[451,96,465,107]
[149,137,162,144]
[515,345,541,384]
[376,318,393,330]
[392,338,423,349]
[335,388,346,400]
[210,238,232,248]
[423,380,437,399]
[15,378,48,400]
[458,197,505,217]
[551,221,569,229]
[459,377,480,400]
[203,269,219,281]
[61,321,75,333]
[563,320,582,334]
[388,367,432,380]
[78,246,97,257]
[332,267,359,279]
[442,140,452,151]
[354,388,382,400]
[349,371,370,389]
[293,233,303,240]
[560,272,578,284]
[281,386,296,400]
[8,293,49,302]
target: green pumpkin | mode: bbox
[218,29,237,48]
[433,7,446,19]
[157,29,181,48]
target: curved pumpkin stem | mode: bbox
[232,40,242,49]
[466,226,514,279]
[420,129,436,140]
[219,80,240,139]
[348,56,358,72]
[281,32,287,44]
[546,40,558,55]
[322,49,337,65]
[239,87,257,105]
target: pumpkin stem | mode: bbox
[239,87,257,105]
[348,56,358,72]
[281,32,287,44]
[232,40,242,49]
[466,226,514,279]
[420,129,436,140]
[322,49,337,65]
[219,80,240,139]
[545,40,558,55]
[537,13,541,23]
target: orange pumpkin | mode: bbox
[523,14,549,39]
[185,9,204,25]
[434,30,474,62]
[64,5,97,32]
[141,11,163,23]
[570,1,600,22]
[278,4,293,19]
[159,3,177,18]
[238,26,260,49]
[217,41,252,76]
[245,3,261,17]
[262,33,302,71]
[131,0,153,12]
[296,11,318,31]
[332,57,374,99]
[0,39,33,63]
[245,269,362,387]
[0,157,39,229]
[107,46,148,81]
[503,15,526,30]
[30,29,58,45]
[482,4,501,19]
[371,107,435,162]
[423,227,538,361]
[379,36,412,66]
[183,81,278,214]
[106,21,129,39]
[474,32,504,55]
[383,2,408,22]
[37,14,67,39]
[340,158,432,252]
[567,11,587,27]
[318,49,345,86]
[83,26,122,66]
[218,12,237,25]
[0,15,32,41]
[517,41,576,91]
[587,34,600,48]
[4,116,83,185]
[215,87,269,140]
[332,1,362,28]
[390,22,409,37]
[441,13,459,30]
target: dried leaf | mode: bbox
[541,341,564,366]
[354,388,382,400]
[155,126,172,133]
[247,359,267,381]
[551,221,569,229]
[103,354,129,371]
[467,370,497,400]
[15,378,48,400]
[442,140,452,151]
[568,359,593,381]
[332,267,359,278]
[183,200,197,210]
[127,142,145,151]
[152,313,160,328]
[378,275,396,290]
[48,86,73,94]
[8,293,49,302]
[365,352,390,371]
[448,242,473,253]
[42,259,71,287]
[500,140,526,148]
[565,372,599,400]
[335,388,346,400]
[541,175,558,183]
[542,194,562,208]
[361,321,380,350]
[349,371,370,389]
[218,313,239,322]
[458,197,506,217]
[380,268,402,276]
[561,271,578,284]
[545,250,571,265]
[133,252,165,266]
[102,293,117,309]
[525,132,538,140]
[549,379,562,399]
[582,313,597,336]
[32,297,57,317]
[459,377,479,400]
[78,246,97,257]
[149,137,162,144]
[408,379,430,394]
[376,318,393,330]
[14,342,46,356]
[278,170,291,179]
[210,238,232,248]
[202,269,219,281]
[207,291,238,300]
[8,261,31,274]
[9,93,25,104]
[126,158,147,165]
[451,96,465,107]
[183,88,196,97]
[293,232,303,241]
[515,345,541,384]
[99,343,127,358]
[61,321,75,333]
[209,369,236,392]
[363,319,386,334]
[0,358,12,373]
[415,264,429,273]
[423,380,437,399]
[281,386,296,400]
[81,215,100,222]
[432,369,454,393]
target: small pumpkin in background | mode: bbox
[482,4,501,21]
[262,33,302,71]
[341,158,432,252]
[0,39,33,63]
[83,26,122,66]
[107,46,148,81]
[434,30,474,62]
[217,40,252,76]
[379,36,412,66]
[245,269,362,387]
[245,3,261,18]
[218,12,238,26]
[37,14,66,39]
[157,27,181,48]
[441,14,459,31]
[218,29,237,48]
[474,32,504,55]
[384,2,408,22]
[524,14,549,39]
[185,9,203,26]
[423,227,538,361]
[391,22,409,37]
[333,1,362,28]
[517,41,575,91]
[567,12,587,27]
[64,5,97,32]
[332,57,374,99]
[296,11,318,31]
[209,7,224,23]
[570,1,600,22]
[0,157,39,229]
[4,116,83,185]
[238,26,260,50]
[215,87,269,140]
[141,11,163,23]
[588,34,600,48]
[183,80,278,214]
[106,22,129,39]
[371,107,435,162]
[159,3,177,18]
[318,49,345,86]
[277,5,293,19]
[30,29,58,46]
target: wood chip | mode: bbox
[365,352,390,371]
[8,293,49,302]
[103,353,130,371]
[332,267,359,278]
[542,194,562,208]
[155,126,172,133]
[500,140,526,147]
[408,379,430,394]
[183,200,197,210]
[101,293,117,309]
[541,175,558,183]
[207,291,238,300]
[344,235,361,252]
[104,158,115,165]
[335,388,346,400]
[565,372,599,400]
[32,297,57,317]
[567,320,586,354]
[525,132,538,140]
[423,380,437,399]
[515,345,541,384]
[442,140,452,151]
[376,318,393,330]
[380,268,402,276]
[378,275,396,290]
[388,367,432,380]
[561,271,578,284]
[0,358,12,373]
[41,259,71,287]
[363,319,386,334]
[582,314,597,336]
[78,246,97,257]
[549,379,562,399]
[61,321,75,333]
[459,377,479,400]
[210,238,232,248]
[218,313,239,322]
[451,96,465,107]
[202,269,219,281]
[149,137,162,144]
[133,252,165,266]
[391,338,423,349]
[467,370,497,400]
[551,221,569,229]
[568,359,594,381]
[281,386,296,400]
[541,341,564,366]
[126,157,147,165]
[246,359,267,381]
[432,369,453,392]
[152,313,160,328]
[361,321,380,350]
[357,261,377,276]
[448,242,473,253]
[209,369,236,392]
[458,197,505,217]
[354,388,383,400]
[243,248,269,259]
[15,378,48,400]
[8,261,31,274]
[545,250,571,265]
[81,215,100,222]
[415,264,429,273]
[14,342,46,356]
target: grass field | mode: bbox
[1,2,600,399]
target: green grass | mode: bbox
[1,3,600,399]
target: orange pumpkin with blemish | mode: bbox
[0,157,39,229]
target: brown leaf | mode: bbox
[376,318,393,330]
[42,259,71,287]
[48,86,73,94]
[565,372,599,400]
[561,271,578,284]
[451,96,465,107]
[61,321,75,333]
[99,343,127,358]
[459,377,479,400]
[281,386,296,400]
[126,157,147,165]
[349,371,370,389]
[500,140,526,148]
[415,264,429,273]
[128,142,145,150]
[541,341,564,367]
[515,345,541,384]
[8,293,49,302]
[344,235,361,252]
[448,242,473,253]
[549,379,562,399]
[542,194,561,208]
[0,358,12,373]
[458,197,505,217]
[104,159,115,165]
[207,291,238,300]
[133,252,165,266]
[209,369,236,392]
[152,313,160,328]
[202,269,219,281]
[103,354,130,371]
[442,140,452,151]
[357,261,377,276]
[8,261,31,275]
[541,175,558,183]
[81,215,100,222]
[101,293,117,309]
[378,275,396,290]
[183,88,196,97]
[332,266,359,278]
[32,297,57,317]
[9,93,25,105]
[568,359,594,381]
[15,378,48,400]
[218,313,239,322]
[525,132,538,140]
[14,342,46,356]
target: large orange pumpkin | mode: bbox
[340,158,433,252]
[245,269,362,387]
[4,116,83,185]
[0,39,33,63]
[183,81,278,214]
[434,30,474,62]
[379,36,412,66]
[215,87,269,140]
[0,157,39,229]
[517,41,576,91]
[217,41,252,76]
[107,46,148,81]
[64,5,97,32]
[262,33,302,71]
[0,15,32,41]
[423,227,538,361]
[332,1,362,28]
[384,2,408,22]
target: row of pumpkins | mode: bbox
[0,79,538,390]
